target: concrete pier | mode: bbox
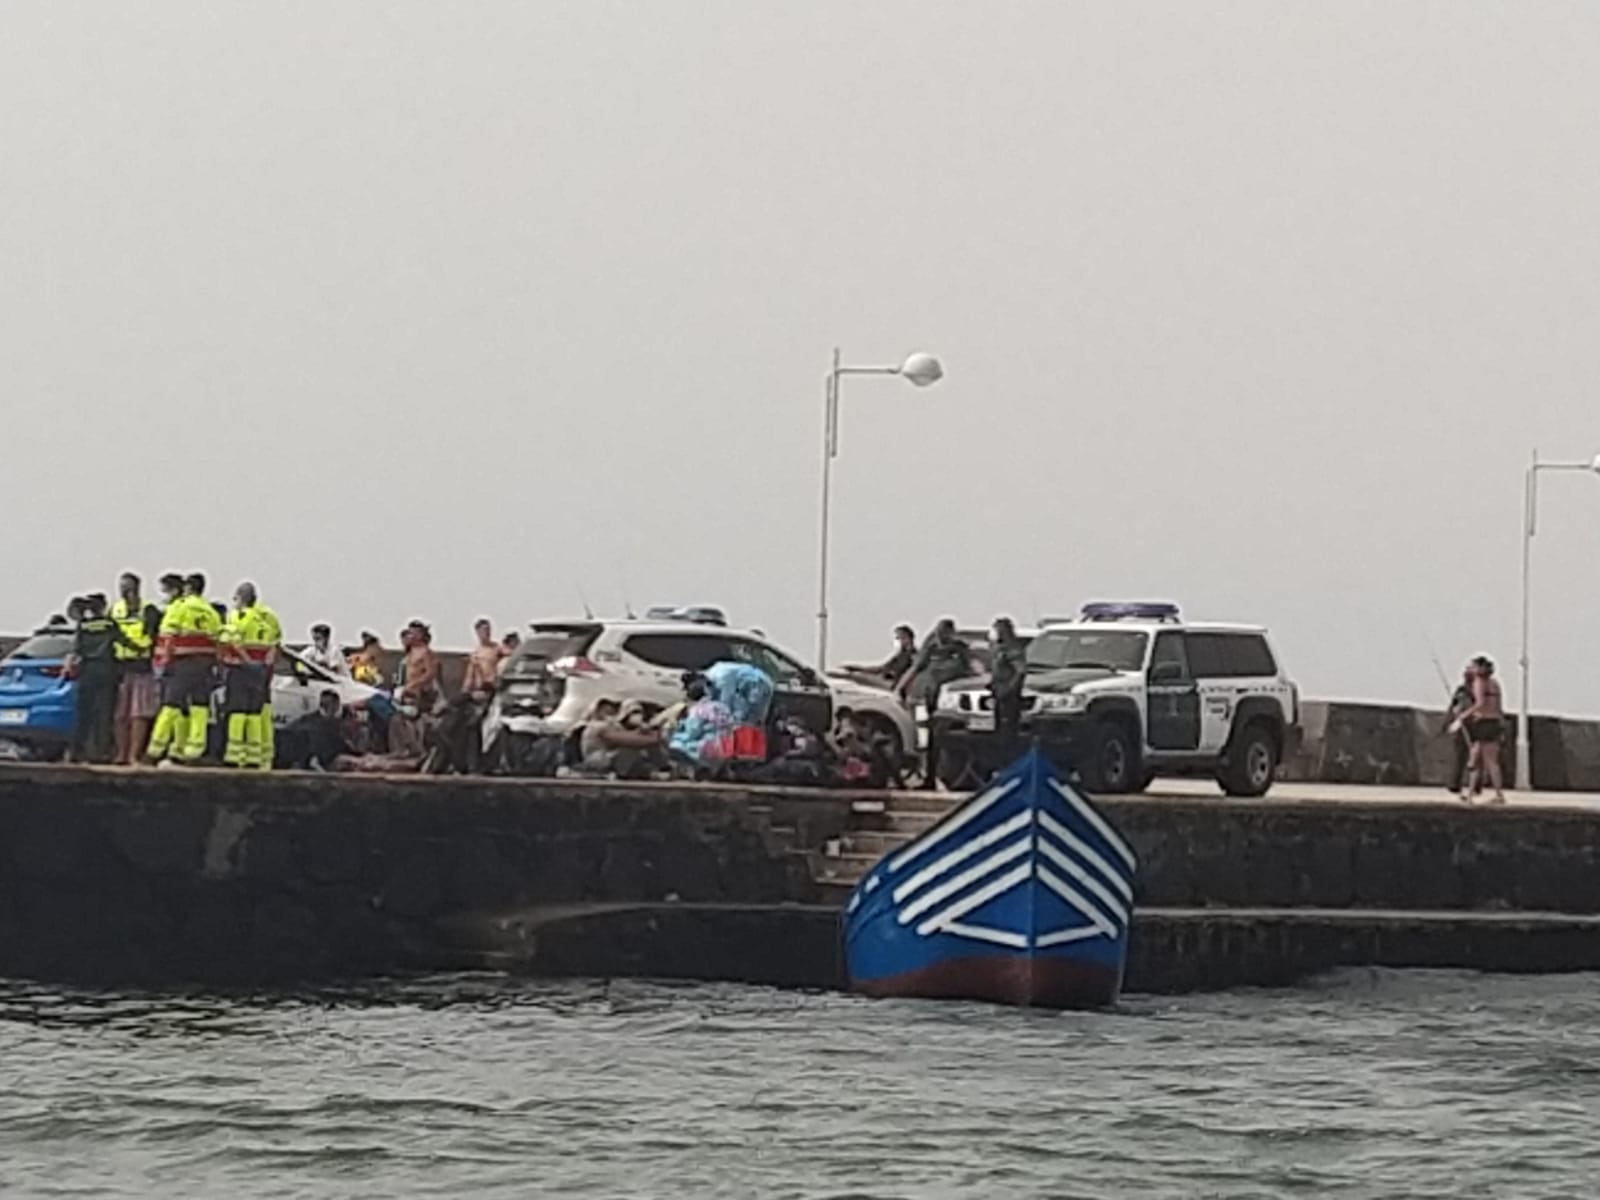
[2,764,1600,993]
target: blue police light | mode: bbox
[1079,601,1182,623]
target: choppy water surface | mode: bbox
[0,970,1595,1199]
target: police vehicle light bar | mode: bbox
[1079,601,1182,623]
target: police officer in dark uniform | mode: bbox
[69,593,122,764]
[898,618,979,790]
[989,616,1027,755]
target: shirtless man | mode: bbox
[1451,655,1506,804]
[461,618,501,696]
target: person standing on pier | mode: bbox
[111,573,162,765]
[146,573,222,765]
[67,594,120,764]
[461,618,502,697]
[219,582,282,770]
[989,617,1027,755]
[843,624,918,691]
[1451,655,1506,804]
[898,619,979,790]
[1444,663,1475,795]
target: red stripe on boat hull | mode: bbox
[852,955,1121,1010]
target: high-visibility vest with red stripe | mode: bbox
[221,603,282,666]
[154,596,221,667]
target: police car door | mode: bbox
[1145,631,1199,752]
[1186,633,1236,753]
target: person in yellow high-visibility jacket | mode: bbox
[220,582,283,770]
[146,573,222,764]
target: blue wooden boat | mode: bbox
[843,747,1137,1009]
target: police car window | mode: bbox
[1150,632,1189,677]
[1184,633,1228,677]
[623,634,732,672]
[1223,634,1277,677]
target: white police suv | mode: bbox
[929,602,1298,796]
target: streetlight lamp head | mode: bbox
[899,352,943,388]
[1590,452,1600,475]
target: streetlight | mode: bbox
[1517,448,1600,790]
[816,347,944,667]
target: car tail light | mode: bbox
[549,655,604,679]
[35,665,63,679]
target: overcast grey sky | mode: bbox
[4,2,1597,713]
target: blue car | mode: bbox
[0,626,78,758]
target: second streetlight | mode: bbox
[1517,447,1600,790]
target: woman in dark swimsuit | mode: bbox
[1452,655,1505,804]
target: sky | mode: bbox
[3,2,1598,714]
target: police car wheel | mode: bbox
[1219,721,1277,797]
[1083,718,1138,794]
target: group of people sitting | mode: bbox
[514,669,897,788]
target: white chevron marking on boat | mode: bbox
[940,921,1029,949]
[1034,925,1105,948]
[888,776,1022,872]
[1037,866,1118,938]
[897,836,1032,925]
[1048,780,1137,870]
[890,809,1034,904]
[1037,811,1134,904]
[1035,835,1130,925]
[914,862,1033,937]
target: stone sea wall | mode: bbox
[3,767,1600,989]
[1281,700,1600,790]
[0,767,856,985]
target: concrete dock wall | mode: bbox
[477,902,1600,995]
[0,767,855,984]
[2,767,1600,991]
[1281,700,1600,791]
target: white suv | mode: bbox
[930,602,1298,796]
[486,617,920,766]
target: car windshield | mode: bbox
[275,648,331,681]
[6,633,75,661]
[1026,630,1147,672]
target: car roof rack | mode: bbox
[642,605,729,627]
[1077,601,1182,624]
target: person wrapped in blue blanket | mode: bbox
[667,661,773,768]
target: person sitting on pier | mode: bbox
[578,698,664,780]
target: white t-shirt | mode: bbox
[302,643,349,675]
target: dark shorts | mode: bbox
[223,665,268,714]
[1469,717,1503,745]
[161,658,215,710]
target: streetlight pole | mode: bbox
[816,347,943,668]
[1518,448,1600,790]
